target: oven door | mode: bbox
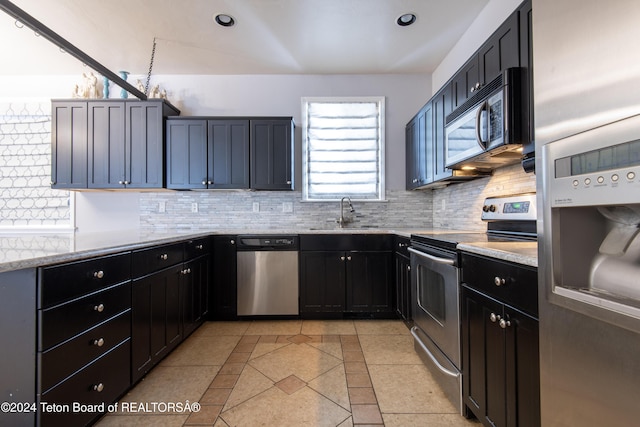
[409,245,461,369]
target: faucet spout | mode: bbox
[338,197,355,228]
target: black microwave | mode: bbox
[445,67,527,170]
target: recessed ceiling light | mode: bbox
[397,13,417,26]
[215,14,235,27]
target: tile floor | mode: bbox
[96,320,479,426]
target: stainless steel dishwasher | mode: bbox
[236,235,299,316]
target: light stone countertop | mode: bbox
[0,227,537,272]
[457,241,538,268]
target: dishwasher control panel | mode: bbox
[237,235,299,250]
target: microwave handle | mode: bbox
[475,100,488,149]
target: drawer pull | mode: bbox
[94,303,105,313]
[195,244,203,250]
[93,383,104,392]
[93,270,104,279]
[494,276,506,287]
[159,254,168,260]
[93,338,105,347]
[489,312,501,323]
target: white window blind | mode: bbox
[302,97,385,201]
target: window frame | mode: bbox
[301,96,386,202]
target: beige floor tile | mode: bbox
[223,364,274,411]
[191,321,251,337]
[210,374,240,389]
[368,364,458,414]
[276,374,307,394]
[344,361,368,374]
[351,403,383,424]
[301,320,357,335]
[346,372,373,388]
[94,414,189,426]
[200,388,232,405]
[307,341,344,360]
[220,386,351,427]
[248,340,342,382]
[354,319,410,335]
[159,335,240,367]
[248,342,290,360]
[348,387,377,404]
[213,418,230,426]
[382,413,481,426]
[244,320,302,335]
[307,364,350,410]
[338,416,354,427]
[116,366,219,414]
[359,334,423,365]
[184,404,222,425]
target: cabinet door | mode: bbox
[208,119,250,189]
[251,119,294,190]
[88,101,126,188]
[166,119,208,189]
[182,254,210,337]
[346,251,393,313]
[405,117,418,189]
[126,101,165,188]
[299,251,346,313]
[452,56,480,109]
[505,306,540,427]
[394,252,411,321]
[51,101,88,189]
[462,286,507,427]
[406,104,432,189]
[433,84,454,182]
[519,0,535,166]
[479,13,519,86]
[131,264,182,383]
[210,236,237,319]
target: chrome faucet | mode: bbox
[337,197,355,228]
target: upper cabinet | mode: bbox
[250,119,294,190]
[405,102,433,190]
[166,117,294,191]
[51,99,179,190]
[452,13,519,110]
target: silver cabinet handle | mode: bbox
[195,244,203,250]
[340,256,346,261]
[159,254,168,260]
[93,383,104,392]
[230,239,235,245]
[499,318,511,329]
[94,303,105,313]
[93,338,105,347]
[407,265,411,271]
[181,268,191,275]
[286,180,292,184]
[347,255,352,261]
[118,180,124,185]
[494,276,506,287]
[202,180,207,185]
[93,270,104,279]
[490,312,500,323]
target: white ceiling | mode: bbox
[1,0,489,76]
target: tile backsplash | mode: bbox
[139,164,535,232]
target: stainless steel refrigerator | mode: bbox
[535,0,640,425]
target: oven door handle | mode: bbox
[410,327,460,379]
[408,247,455,266]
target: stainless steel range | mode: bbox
[409,193,536,415]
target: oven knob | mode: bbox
[482,205,489,212]
[494,276,506,287]
[489,205,496,212]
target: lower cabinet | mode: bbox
[299,234,394,317]
[182,253,211,337]
[394,236,412,322]
[131,264,183,383]
[461,253,540,427]
[210,235,237,319]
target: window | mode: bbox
[302,97,385,201]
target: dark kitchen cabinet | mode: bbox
[394,236,412,322]
[452,13,519,110]
[432,83,454,182]
[131,243,184,383]
[518,0,535,172]
[210,235,238,319]
[51,99,178,190]
[51,101,88,189]
[299,234,394,317]
[405,103,433,190]
[250,118,294,190]
[182,238,211,337]
[166,118,250,190]
[461,252,540,427]
[37,252,132,426]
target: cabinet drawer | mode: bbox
[461,252,538,317]
[40,311,131,393]
[184,237,210,260]
[39,339,131,427]
[39,252,131,309]
[40,282,131,351]
[132,242,184,277]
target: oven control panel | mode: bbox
[481,194,537,221]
